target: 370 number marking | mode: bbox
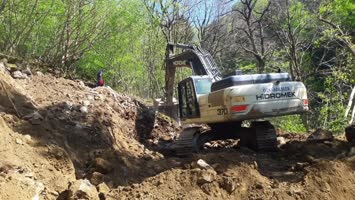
[217,107,228,115]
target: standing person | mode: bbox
[96,69,104,87]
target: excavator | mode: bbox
[162,43,309,156]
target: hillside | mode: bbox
[0,66,355,200]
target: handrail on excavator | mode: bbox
[167,43,222,82]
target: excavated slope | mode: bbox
[0,69,355,200]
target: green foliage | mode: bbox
[0,0,168,97]
[310,0,355,132]
[315,72,349,133]
[320,0,355,29]
[288,1,316,38]
[271,115,307,133]
[238,62,258,74]
[268,50,291,72]
[75,0,166,97]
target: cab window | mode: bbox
[194,78,212,95]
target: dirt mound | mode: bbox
[106,148,355,200]
[0,69,180,198]
[16,73,182,185]
[1,68,355,200]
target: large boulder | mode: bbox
[89,172,105,185]
[5,63,18,72]
[67,179,99,200]
[196,159,213,170]
[277,136,286,146]
[220,177,236,194]
[92,158,113,174]
[12,70,28,79]
[345,124,355,146]
[307,128,334,142]
[97,182,110,199]
[197,169,217,184]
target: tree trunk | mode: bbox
[256,56,265,73]
[345,86,355,124]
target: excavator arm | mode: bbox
[164,43,222,104]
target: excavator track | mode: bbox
[171,121,277,156]
[249,121,277,151]
[171,126,201,156]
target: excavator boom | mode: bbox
[164,44,222,104]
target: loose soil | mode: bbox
[0,69,354,200]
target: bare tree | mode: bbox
[143,0,193,103]
[192,0,233,57]
[269,0,316,80]
[232,0,273,73]
[44,0,111,76]
[142,28,166,99]
[2,0,42,54]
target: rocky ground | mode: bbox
[0,61,355,200]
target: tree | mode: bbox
[318,0,355,56]
[269,0,316,80]
[76,0,165,97]
[310,0,355,131]
[232,0,274,73]
[0,0,117,75]
[45,0,114,75]
[191,0,233,56]
[0,0,45,54]
[143,0,193,103]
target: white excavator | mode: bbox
[162,44,309,155]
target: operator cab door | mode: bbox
[178,77,200,119]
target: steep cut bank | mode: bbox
[0,67,181,199]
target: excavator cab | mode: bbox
[154,43,219,121]
[177,76,212,119]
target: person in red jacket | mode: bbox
[96,69,104,87]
